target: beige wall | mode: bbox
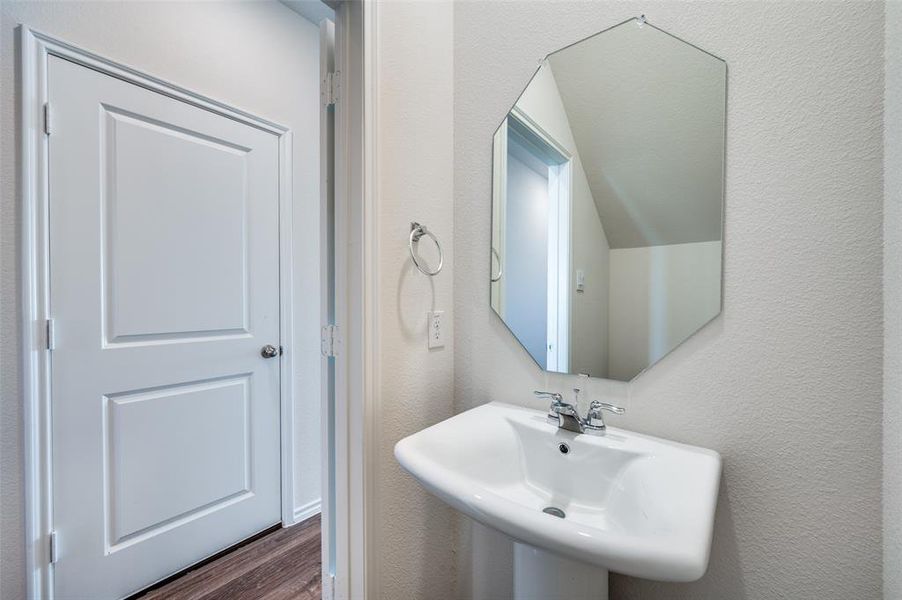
[454,2,883,598]
[0,3,321,596]
[373,1,456,598]
[885,1,901,598]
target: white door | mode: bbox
[48,55,282,599]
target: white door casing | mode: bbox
[320,15,338,600]
[48,54,282,599]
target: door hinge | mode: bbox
[326,573,336,600]
[322,71,339,107]
[321,325,340,357]
[49,531,59,564]
[45,318,55,351]
[43,103,52,135]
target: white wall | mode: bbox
[288,10,323,528]
[885,1,901,597]
[608,241,722,381]
[0,3,322,596]
[569,172,610,379]
[454,2,884,598]
[513,63,610,378]
[373,1,456,598]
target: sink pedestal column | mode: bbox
[513,543,609,600]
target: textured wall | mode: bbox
[0,3,321,596]
[374,1,457,599]
[453,2,884,599]
[885,2,901,598]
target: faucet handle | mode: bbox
[534,390,568,425]
[590,400,625,415]
[533,390,564,403]
[585,400,626,431]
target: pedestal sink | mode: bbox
[394,402,722,600]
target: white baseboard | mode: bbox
[291,499,322,525]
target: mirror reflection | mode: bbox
[490,18,726,381]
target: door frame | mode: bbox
[506,107,573,373]
[19,27,296,599]
[318,14,337,600]
[327,1,378,598]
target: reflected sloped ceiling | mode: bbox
[547,21,726,249]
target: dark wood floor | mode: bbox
[137,515,321,600]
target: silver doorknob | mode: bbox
[261,344,279,359]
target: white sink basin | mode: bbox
[395,402,721,586]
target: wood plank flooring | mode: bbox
[137,515,321,600]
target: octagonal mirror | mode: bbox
[490,17,726,381]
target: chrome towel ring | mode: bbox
[409,222,443,277]
[490,247,503,282]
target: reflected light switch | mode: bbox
[576,270,585,292]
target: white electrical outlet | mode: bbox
[428,311,445,349]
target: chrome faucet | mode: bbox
[584,400,626,433]
[533,390,625,436]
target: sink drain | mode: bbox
[542,506,566,519]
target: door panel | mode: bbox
[103,107,251,343]
[49,55,282,599]
[106,375,251,549]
